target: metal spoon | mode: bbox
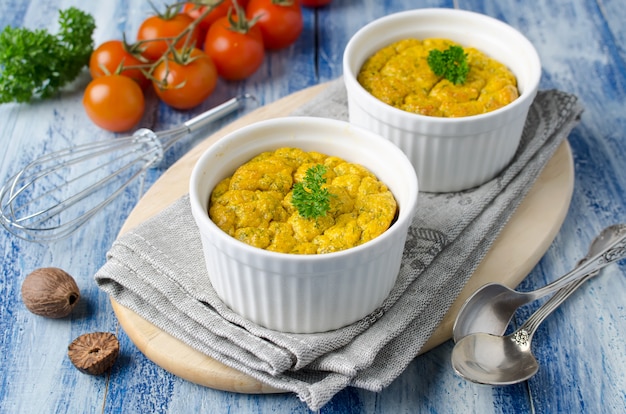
[450,268,600,385]
[452,223,626,342]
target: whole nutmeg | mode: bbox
[21,267,80,318]
[68,332,120,375]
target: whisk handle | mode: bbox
[184,95,256,133]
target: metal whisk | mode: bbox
[0,95,255,242]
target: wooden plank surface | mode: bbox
[0,0,625,413]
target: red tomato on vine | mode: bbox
[246,0,303,50]
[89,40,150,89]
[136,13,199,61]
[204,9,265,80]
[182,0,250,44]
[83,75,145,132]
[152,48,218,110]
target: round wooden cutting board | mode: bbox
[111,83,574,394]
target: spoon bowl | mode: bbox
[451,330,539,385]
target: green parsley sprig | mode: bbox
[291,164,334,219]
[0,7,96,103]
[427,45,469,85]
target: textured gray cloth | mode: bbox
[95,78,583,411]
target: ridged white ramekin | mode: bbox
[343,8,541,192]
[189,117,419,333]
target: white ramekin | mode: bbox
[189,117,419,333]
[343,8,541,192]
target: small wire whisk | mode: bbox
[0,95,255,242]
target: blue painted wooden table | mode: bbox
[1,0,625,412]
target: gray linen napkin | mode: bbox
[95,78,583,411]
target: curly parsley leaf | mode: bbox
[291,164,334,219]
[427,45,469,85]
[0,7,96,103]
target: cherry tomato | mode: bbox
[136,13,199,61]
[89,40,150,89]
[204,14,265,80]
[182,1,250,44]
[83,75,145,132]
[300,0,332,7]
[152,48,218,110]
[246,0,303,50]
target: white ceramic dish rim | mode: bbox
[342,8,542,132]
[188,116,419,271]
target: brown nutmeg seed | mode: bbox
[68,332,120,375]
[21,267,80,318]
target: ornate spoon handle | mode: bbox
[512,269,599,348]
[530,224,626,300]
